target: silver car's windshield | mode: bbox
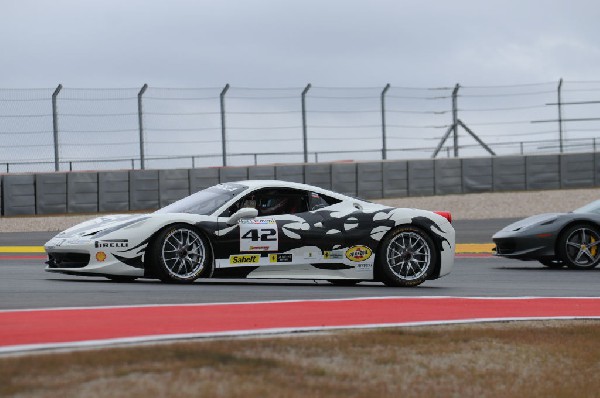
[155,183,248,215]
[573,199,600,215]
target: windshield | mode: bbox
[155,183,248,215]
[573,199,600,215]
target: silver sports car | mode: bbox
[493,199,600,269]
[45,180,455,286]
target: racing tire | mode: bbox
[377,226,437,287]
[557,224,600,270]
[539,258,565,269]
[147,224,212,283]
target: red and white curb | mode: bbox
[1,296,600,354]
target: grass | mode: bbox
[2,320,600,397]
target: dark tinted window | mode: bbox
[222,188,310,217]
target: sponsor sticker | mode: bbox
[323,250,344,260]
[249,245,270,251]
[304,252,317,260]
[355,262,373,270]
[96,252,107,262]
[269,253,293,263]
[229,254,261,265]
[239,218,276,225]
[94,239,129,249]
[345,245,373,262]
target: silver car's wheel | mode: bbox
[377,226,437,287]
[559,225,600,270]
[148,224,211,283]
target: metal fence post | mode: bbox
[557,78,564,153]
[51,84,63,172]
[137,84,148,170]
[220,84,230,166]
[452,84,460,157]
[301,84,311,163]
[381,83,390,160]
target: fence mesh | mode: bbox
[1,81,600,173]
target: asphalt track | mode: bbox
[1,217,599,353]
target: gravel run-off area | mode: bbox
[1,187,599,233]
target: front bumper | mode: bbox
[492,233,556,260]
[45,237,145,278]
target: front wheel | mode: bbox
[377,226,437,287]
[558,224,600,270]
[147,224,212,283]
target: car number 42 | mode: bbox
[241,228,277,241]
[239,224,279,252]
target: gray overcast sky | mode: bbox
[2,0,599,88]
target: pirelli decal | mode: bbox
[229,254,261,265]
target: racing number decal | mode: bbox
[241,229,276,242]
[239,218,278,252]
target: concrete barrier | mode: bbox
[248,166,275,180]
[493,156,526,192]
[129,170,159,211]
[68,172,98,213]
[383,161,408,198]
[332,163,357,197]
[357,162,383,199]
[189,168,219,193]
[3,174,36,216]
[275,165,304,183]
[3,152,600,217]
[99,171,130,212]
[526,155,560,190]
[159,169,190,207]
[560,153,594,189]
[408,160,435,196]
[462,158,493,193]
[434,158,462,195]
[220,167,248,183]
[35,173,67,215]
[305,164,332,190]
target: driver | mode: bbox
[241,198,257,209]
[258,196,290,216]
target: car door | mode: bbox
[213,187,324,269]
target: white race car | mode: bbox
[45,180,455,287]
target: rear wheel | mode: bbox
[377,226,437,287]
[557,224,600,270]
[147,224,212,283]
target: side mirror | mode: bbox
[227,207,259,225]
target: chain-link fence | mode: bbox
[1,81,600,173]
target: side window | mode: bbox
[308,192,341,210]
[221,188,310,217]
[256,189,309,216]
